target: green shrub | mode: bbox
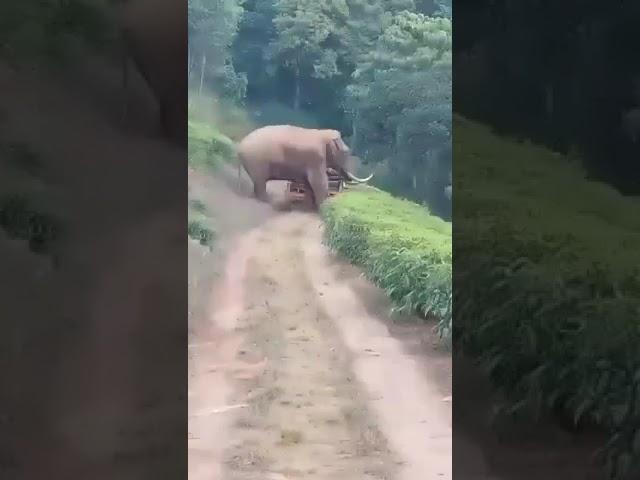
[321,186,452,342]
[455,115,640,479]
[187,212,215,250]
[188,120,236,170]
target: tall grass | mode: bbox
[321,186,452,342]
[455,115,640,479]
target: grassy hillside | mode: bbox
[454,115,640,478]
[321,186,452,342]
[187,96,235,248]
[187,119,236,171]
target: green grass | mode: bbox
[187,119,236,171]
[454,115,640,479]
[187,93,246,250]
[321,185,452,341]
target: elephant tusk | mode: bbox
[344,170,374,183]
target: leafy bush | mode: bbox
[188,120,235,170]
[321,186,452,342]
[187,210,215,250]
[454,115,640,479]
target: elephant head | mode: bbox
[322,130,373,184]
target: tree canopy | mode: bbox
[189,0,453,218]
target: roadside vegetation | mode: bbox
[188,198,215,250]
[187,115,221,250]
[190,0,453,347]
[321,186,452,342]
[188,110,236,172]
[455,115,640,477]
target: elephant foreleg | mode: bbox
[307,168,329,209]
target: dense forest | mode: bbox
[454,0,640,196]
[188,0,453,219]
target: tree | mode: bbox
[231,0,278,101]
[267,0,344,110]
[188,0,246,99]
[345,12,452,215]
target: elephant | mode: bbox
[117,0,187,147]
[237,125,373,208]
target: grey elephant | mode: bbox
[237,125,373,208]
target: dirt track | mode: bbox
[188,171,452,480]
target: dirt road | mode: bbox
[188,172,452,480]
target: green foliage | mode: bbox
[188,0,247,99]
[345,12,452,216]
[188,119,236,170]
[455,115,640,479]
[321,186,452,342]
[224,1,452,217]
[454,2,639,195]
[266,0,346,109]
[188,211,215,250]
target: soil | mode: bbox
[188,170,453,480]
[188,167,607,480]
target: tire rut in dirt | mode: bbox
[223,219,399,480]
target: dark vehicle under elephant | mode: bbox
[286,169,345,203]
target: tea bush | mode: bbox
[320,186,452,342]
[455,115,640,479]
